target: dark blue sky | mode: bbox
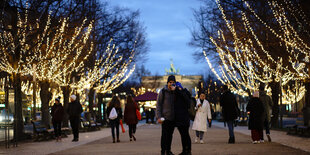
[107,0,208,76]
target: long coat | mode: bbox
[192,99,212,132]
[67,100,83,119]
[124,102,138,125]
[51,103,64,123]
[174,88,191,127]
[246,97,265,130]
[220,90,238,121]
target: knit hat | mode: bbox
[70,94,77,101]
[167,75,176,83]
[55,97,60,102]
[176,82,183,89]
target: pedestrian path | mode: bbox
[53,123,309,155]
[1,121,145,155]
[212,121,310,153]
[1,121,310,155]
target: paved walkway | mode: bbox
[0,121,310,155]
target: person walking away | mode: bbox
[124,95,139,141]
[174,82,192,155]
[51,97,64,142]
[259,84,273,142]
[192,93,212,144]
[150,108,156,124]
[220,85,239,144]
[67,95,83,142]
[107,96,123,143]
[156,75,176,155]
[246,91,265,144]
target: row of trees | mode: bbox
[0,0,148,140]
[190,0,310,127]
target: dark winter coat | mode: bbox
[220,90,239,121]
[246,97,265,130]
[51,103,64,123]
[107,106,123,121]
[124,102,138,125]
[174,88,191,127]
[156,86,176,121]
[67,100,83,119]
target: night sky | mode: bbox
[107,0,209,76]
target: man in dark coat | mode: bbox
[220,85,239,144]
[156,75,176,155]
[259,84,273,142]
[174,82,191,155]
[67,94,83,142]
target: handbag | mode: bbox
[136,109,142,120]
[109,107,118,120]
[120,119,125,133]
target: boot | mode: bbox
[267,134,271,142]
[113,138,115,143]
[132,134,136,141]
[117,138,120,143]
[228,137,235,144]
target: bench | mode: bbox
[31,120,54,141]
[80,118,101,132]
[31,121,71,141]
[286,116,310,137]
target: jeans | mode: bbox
[110,119,120,139]
[128,124,137,138]
[264,119,270,135]
[227,121,234,138]
[195,131,204,140]
[161,120,175,153]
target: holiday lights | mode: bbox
[204,0,308,105]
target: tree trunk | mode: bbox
[303,82,310,126]
[88,88,95,117]
[270,81,280,128]
[40,81,52,127]
[62,86,70,127]
[32,81,37,120]
[13,73,24,141]
[97,93,104,125]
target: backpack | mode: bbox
[109,107,118,120]
[188,97,196,121]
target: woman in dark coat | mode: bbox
[107,96,123,143]
[124,96,139,141]
[246,91,265,144]
[51,97,64,141]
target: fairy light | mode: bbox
[205,0,308,103]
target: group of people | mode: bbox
[49,75,274,154]
[106,95,139,143]
[156,75,274,155]
[51,94,140,143]
[50,95,83,142]
[156,75,210,155]
[246,85,273,144]
[219,84,273,144]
